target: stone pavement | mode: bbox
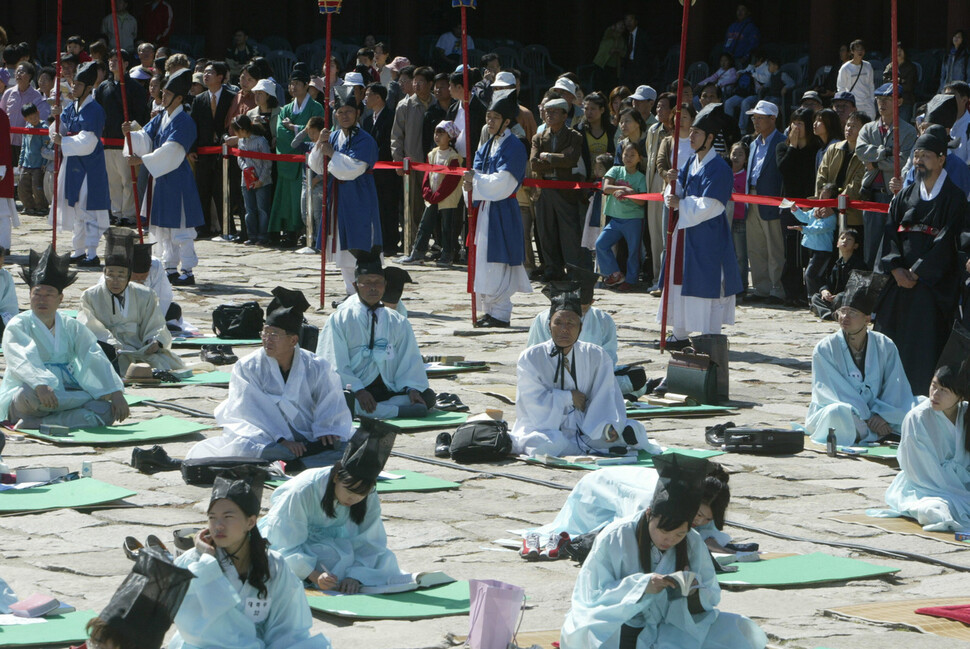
[1,217,966,649]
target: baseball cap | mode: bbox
[630,85,657,102]
[745,100,779,117]
[832,91,856,105]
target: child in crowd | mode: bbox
[232,115,273,246]
[596,141,647,292]
[293,116,325,250]
[581,153,613,252]
[728,142,748,293]
[789,183,838,301]
[809,228,865,319]
[18,104,49,216]
[400,120,463,266]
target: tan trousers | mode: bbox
[745,201,785,298]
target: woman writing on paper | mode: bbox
[561,455,766,649]
[258,419,412,594]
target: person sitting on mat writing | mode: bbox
[336,266,412,318]
[186,287,352,469]
[317,249,435,420]
[169,466,332,649]
[804,271,916,446]
[0,245,128,430]
[511,289,660,457]
[259,419,414,594]
[79,228,183,375]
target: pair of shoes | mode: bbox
[521,532,541,560]
[172,527,203,551]
[475,314,510,328]
[662,337,692,351]
[243,238,258,246]
[540,532,570,560]
[614,282,635,292]
[435,392,469,412]
[649,288,662,297]
[435,255,453,267]
[604,271,624,287]
[122,534,172,561]
[77,255,101,267]
[200,344,237,365]
[528,267,545,281]
[131,445,183,474]
[434,432,452,458]
[744,293,767,303]
[171,273,196,287]
[167,271,179,284]
[297,235,307,248]
[397,252,424,264]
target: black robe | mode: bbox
[875,173,967,396]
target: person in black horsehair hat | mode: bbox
[898,93,970,197]
[268,62,326,250]
[660,102,743,351]
[317,248,435,420]
[308,84,382,295]
[79,227,184,375]
[805,270,917,446]
[561,453,768,648]
[129,240,183,330]
[50,60,112,267]
[463,87,532,328]
[510,286,661,457]
[0,245,129,430]
[122,67,205,287]
[527,265,651,399]
[167,466,333,649]
[259,416,415,594]
[184,286,353,467]
[874,125,967,397]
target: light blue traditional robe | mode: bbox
[561,514,766,649]
[806,330,916,445]
[169,548,331,649]
[0,268,19,327]
[258,466,411,587]
[873,399,970,532]
[0,577,16,614]
[0,311,123,420]
[336,293,408,318]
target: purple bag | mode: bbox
[466,579,525,649]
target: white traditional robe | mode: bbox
[532,467,731,548]
[258,466,411,587]
[0,577,16,614]
[561,515,766,649]
[0,311,123,420]
[0,268,19,327]
[169,548,331,649]
[512,340,661,457]
[79,281,182,373]
[806,330,916,445]
[186,347,352,460]
[874,399,970,532]
[316,299,428,419]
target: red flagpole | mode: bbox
[109,0,144,243]
[460,5,477,324]
[890,0,900,180]
[51,0,64,251]
[659,0,693,352]
[319,9,334,308]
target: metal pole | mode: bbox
[659,0,693,353]
[221,143,230,239]
[319,12,333,307]
[305,163,313,248]
[402,156,413,251]
[891,0,900,181]
[51,0,63,251]
[461,4,477,324]
[109,0,144,243]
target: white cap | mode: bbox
[552,77,577,96]
[252,78,277,96]
[544,98,569,112]
[344,72,366,87]
[745,100,779,117]
[630,85,657,102]
[493,71,516,87]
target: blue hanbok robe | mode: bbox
[805,330,916,445]
[169,548,331,649]
[472,130,527,265]
[0,311,123,420]
[58,95,110,212]
[258,466,411,587]
[561,514,766,649]
[873,399,970,532]
[127,106,204,229]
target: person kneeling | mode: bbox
[511,290,660,457]
[0,246,128,429]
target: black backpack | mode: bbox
[212,302,264,339]
[449,420,512,463]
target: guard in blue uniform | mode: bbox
[123,69,204,287]
[50,61,111,266]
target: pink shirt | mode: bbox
[1,85,51,147]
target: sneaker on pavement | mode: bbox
[521,532,541,560]
[604,271,624,286]
[540,531,570,560]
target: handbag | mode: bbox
[242,166,259,190]
[466,579,525,649]
[181,457,271,486]
[449,420,512,464]
[689,334,729,401]
[707,424,804,455]
[665,347,718,404]
[212,302,264,339]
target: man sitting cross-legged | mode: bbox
[317,248,435,420]
[186,287,353,467]
[0,245,128,429]
[805,271,916,446]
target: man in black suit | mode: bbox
[620,13,649,90]
[189,61,236,237]
[362,82,401,254]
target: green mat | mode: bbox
[625,403,735,419]
[19,415,211,445]
[172,336,262,347]
[176,371,231,386]
[58,309,78,318]
[842,445,898,458]
[269,469,460,492]
[378,410,469,431]
[0,610,96,646]
[524,448,725,471]
[0,479,135,514]
[717,552,899,588]
[306,580,470,620]
[124,393,150,406]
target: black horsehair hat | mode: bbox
[650,453,710,520]
[549,290,582,321]
[209,464,268,517]
[265,286,311,335]
[835,271,890,315]
[352,247,384,278]
[382,267,414,304]
[132,242,155,274]
[20,245,77,291]
[342,416,397,483]
[104,227,136,269]
[164,68,192,99]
